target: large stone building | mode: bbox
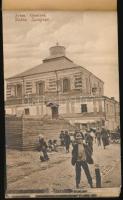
[5,44,120,131]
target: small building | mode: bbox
[5,44,120,131]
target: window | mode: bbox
[9,85,16,97]
[16,84,22,97]
[63,78,70,92]
[36,81,45,95]
[92,87,97,94]
[81,104,87,113]
[25,108,30,115]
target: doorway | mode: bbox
[51,106,58,119]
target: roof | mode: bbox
[6,56,103,83]
[6,56,79,80]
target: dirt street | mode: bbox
[6,143,121,193]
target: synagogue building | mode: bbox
[5,44,120,131]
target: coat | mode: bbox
[101,129,109,146]
[64,134,71,145]
[39,139,47,152]
[71,143,94,166]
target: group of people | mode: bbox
[47,139,57,152]
[59,130,71,153]
[38,135,58,162]
[59,127,110,188]
[59,126,110,153]
[39,126,110,189]
[95,127,110,149]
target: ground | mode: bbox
[6,142,121,197]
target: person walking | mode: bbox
[96,128,101,146]
[101,127,109,149]
[64,130,71,153]
[71,132,93,189]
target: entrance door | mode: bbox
[51,106,58,119]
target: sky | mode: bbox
[3,11,119,100]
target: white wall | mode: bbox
[59,102,67,114]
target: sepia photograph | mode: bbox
[3,10,121,198]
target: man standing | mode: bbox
[64,130,71,153]
[96,128,101,146]
[101,127,109,149]
[59,130,65,146]
[71,132,93,189]
[85,130,94,153]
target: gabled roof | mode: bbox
[6,56,80,80]
[6,56,103,83]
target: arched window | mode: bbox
[63,78,70,92]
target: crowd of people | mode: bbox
[38,127,110,162]
[59,126,110,151]
[38,126,112,189]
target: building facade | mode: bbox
[5,44,120,131]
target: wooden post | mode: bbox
[95,164,101,188]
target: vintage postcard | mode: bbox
[3,9,121,198]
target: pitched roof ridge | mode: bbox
[6,56,76,80]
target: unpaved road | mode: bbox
[6,143,121,191]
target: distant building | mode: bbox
[5,43,120,131]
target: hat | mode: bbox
[75,132,83,139]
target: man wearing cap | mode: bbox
[71,132,93,189]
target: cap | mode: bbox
[75,132,83,139]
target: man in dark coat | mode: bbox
[71,132,93,189]
[101,127,109,149]
[59,130,65,146]
[85,130,93,153]
[64,130,71,153]
[96,128,101,146]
